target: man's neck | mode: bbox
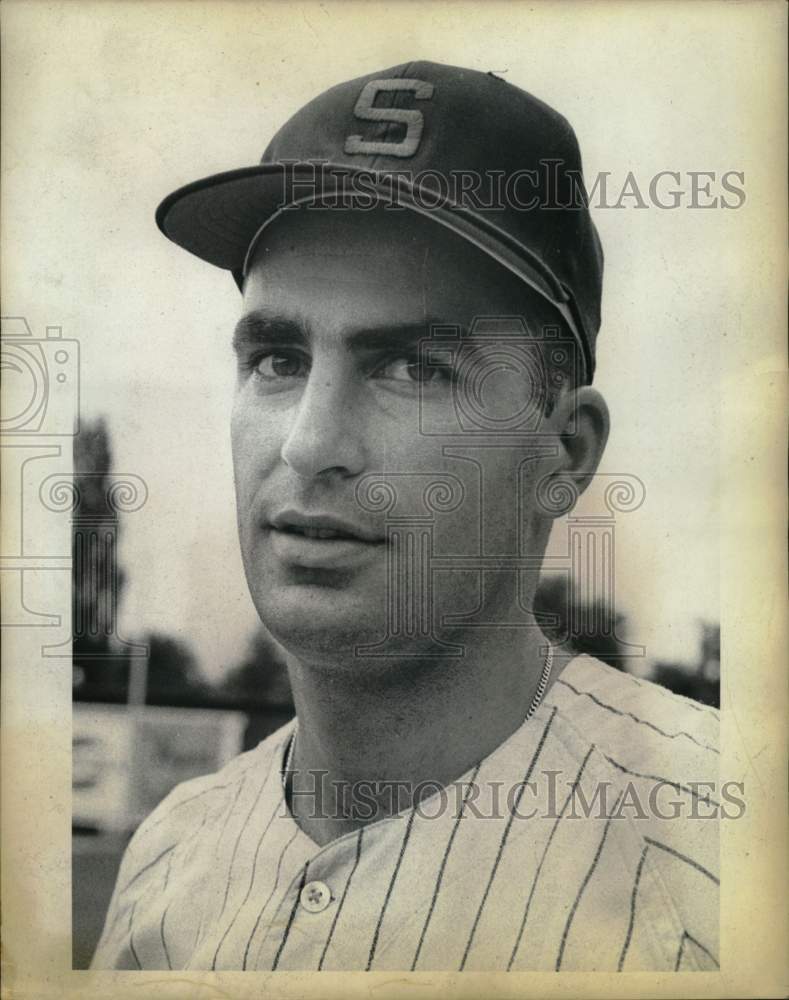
[284,627,559,847]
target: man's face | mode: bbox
[231,205,561,662]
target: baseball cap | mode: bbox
[156,60,603,382]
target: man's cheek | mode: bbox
[232,405,269,471]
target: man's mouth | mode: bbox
[266,510,386,568]
[278,524,360,541]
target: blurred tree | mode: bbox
[72,418,130,699]
[535,574,720,706]
[534,573,629,670]
[72,418,206,705]
[220,628,293,708]
[653,622,720,707]
[144,632,208,701]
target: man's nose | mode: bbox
[280,371,366,479]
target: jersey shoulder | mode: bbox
[123,717,293,871]
[91,721,294,969]
[546,653,719,777]
[543,656,720,970]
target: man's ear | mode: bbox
[540,386,610,517]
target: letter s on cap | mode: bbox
[344,79,434,158]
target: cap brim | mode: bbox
[156,164,293,271]
[156,164,593,380]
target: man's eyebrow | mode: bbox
[232,313,458,354]
[232,311,309,352]
[346,321,448,352]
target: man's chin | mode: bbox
[254,586,389,659]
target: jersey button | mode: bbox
[300,880,332,913]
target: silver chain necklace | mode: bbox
[524,642,555,722]
[281,644,555,790]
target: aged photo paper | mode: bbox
[2,1,786,998]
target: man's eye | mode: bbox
[253,352,309,379]
[376,358,451,385]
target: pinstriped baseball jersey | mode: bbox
[91,655,720,972]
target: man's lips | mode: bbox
[268,509,386,544]
[265,509,387,568]
[282,525,354,540]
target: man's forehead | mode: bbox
[239,275,515,350]
[246,244,406,289]
[242,206,555,332]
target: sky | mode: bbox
[5,1,778,681]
